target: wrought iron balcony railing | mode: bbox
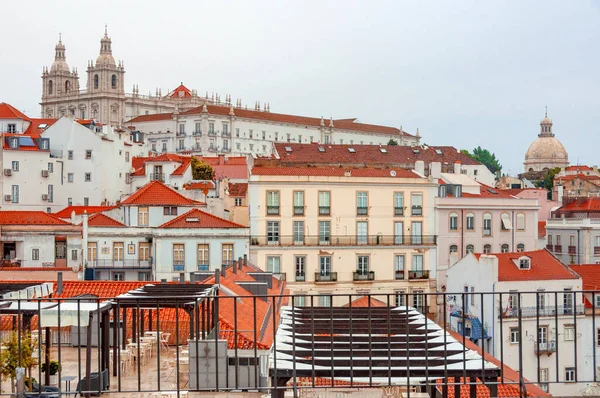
[149,173,165,182]
[315,272,337,282]
[353,270,375,281]
[250,235,436,247]
[534,340,557,354]
[408,270,430,280]
[86,259,152,269]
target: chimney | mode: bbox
[243,254,248,268]
[232,260,237,274]
[161,279,167,284]
[215,269,220,284]
[238,257,243,270]
[430,162,442,179]
[454,161,461,174]
[180,272,185,283]
[57,272,63,294]
[414,160,425,176]
[221,266,226,277]
[189,272,196,283]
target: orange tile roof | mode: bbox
[171,157,191,175]
[436,377,544,398]
[555,173,600,183]
[87,213,125,227]
[461,184,516,198]
[131,155,248,180]
[159,208,246,229]
[538,221,546,238]
[55,206,116,218]
[183,181,215,191]
[120,180,203,206]
[558,197,600,212]
[0,211,71,225]
[167,84,192,99]
[252,166,420,179]
[0,102,29,120]
[570,264,600,290]
[474,250,580,282]
[228,182,248,197]
[342,296,387,307]
[566,165,593,171]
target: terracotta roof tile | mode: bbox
[558,197,600,212]
[183,181,215,191]
[538,221,546,238]
[131,155,248,180]
[0,211,70,225]
[0,102,29,120]
[342,296,387,307]
[55,206,116,218]
[159,208,246,228]
[566,165,593,171]
[171,157,191,175]
[167,84,192,99]
[87,213,126,227]
[120,180,202,206]
[570,264,600,290]
[252,165,420,178]
[228,182,248,197]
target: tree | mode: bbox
[191,157,215,180]
[462,146,502,175]
[0,331,38,391]
[387,138,399,146]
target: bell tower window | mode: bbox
[65,81,70,93]
[94,74,99,89]
[48,80,53,95]
[111,75,117,89]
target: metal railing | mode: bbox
[87,259,152,269]
[408,270,430,280]
[251,234,437,246]
[357,207,368,216]
[395,270,405,280]
[149,173,165,182]
[534,340,557,354]
[266,206,280,215]
[394,207,404,216]
[353,270,375,281]
[502,305,584,318]
[293,206,304,215]
[315,272,337,282]
[319,206,330,215]
[295,273,306,282]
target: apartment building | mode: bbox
[447,249,583,396]
[546,197,600,264]
[248,159,438,311]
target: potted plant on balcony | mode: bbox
[41,360,61,385]
[0,331,37,392]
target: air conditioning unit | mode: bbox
[41,194,49,201]
[3,169,12,176]
[4,195,12,201]
[41,170,49,177]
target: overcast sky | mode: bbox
[2,1,599,173]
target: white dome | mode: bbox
[96,53,115,66]
[50,59,69,72]
[524,136,569,172]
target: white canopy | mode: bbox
[40,302,111,328]
[1,282,54,300]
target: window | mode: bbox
[319,221,331,244]
[125,152,130,162]
[294,294,306,306]
[570,235,575,246]
[356,192,368,215]
[293,191,304,215]
[501,244,509,253]
[266,191,280,215]
[319,294,332,307]
[357,221,368,244]
[596,295,600,308]
[139,242,150,263]
[483,213,492,235]
[564,288,573,313]
[412,291,425,312]
[32,249,39,261]
[287,133,291,142]
[510,327,519,343]
[68,150,73,160]
[112,272,124,281]
[85,173,91,182]
[163,207,177,216]
[565,367,575,382]
[83,197,89,206]
[295,256,306,281]
[293,221,304,244]
[68,198,72,206]
[113,242,124,262]
[597,328,600,346]
[249,143,254,151]
[47,162,53,173]
[450,244,458,253]
[209,123,215,134]
[138,206,149,226]
[394,192,404,215]
[411,193,423,216]
[40,139,49,150]
[262,131,266,140]
[539,368,549,392]
[319,256,332,276]
[48,185,53,203]
[173,244,185,271]
[71,250,78,261]
[395,255,405,279]
[564,324,574,341]
[88,242,97,264]
[236,128,240,138]
[222,244,233,266]
[357,256,369,274]
[537,289,546,310]
[138,272,152,281]
[548,235,553,246]
[395,291,405,306]
[411,221,422,245]
[449,213,458,231]
[466,244,474,254]
[111,74,117,89]
[318,191,331,215]
[508,291,518,309]
[466,213,475,230]
[412,255,424,271]
[48,80,53,95]
[516,213,525,230]
[483,244,491,254]
[11,161,18,171]
[517,243,525,252]
[267,221,280,244]
[85,150,92,159]
[267,256,281,273]
[394,222,404,244]
[68,173,74,183]
[501,213,512,231]
[11,185,18,203]
[234,197,242,206]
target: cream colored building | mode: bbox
[248,163,438,312]
[523,111,569,174]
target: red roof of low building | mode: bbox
[0,102,29,120]
[167,83,192,99]
[566,165,593,171]
[55,206,116,218]
[171,157,191,175]
[228,182,248,197]
[461,184,516,198]
[251,166,420,178]
[538,221,546,238]
[183,181,215,191]
[570,264,600,290]
[120,180,203,206]
[555,173,600,183]
[87,213,126,227]
[558,197,600,212]
[0,211,70,225]
[342,296,387,307]
[474,250,580,282]
[159,208,245,228]
[131,155,248,179]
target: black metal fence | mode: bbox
[0,290,598,397]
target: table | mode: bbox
[61,375,77,392]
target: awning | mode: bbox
[501,214,513,230]
[39,302,112,328]
[1,282,54,300]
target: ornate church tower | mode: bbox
[41,35,80,118]
[86,26,126,124]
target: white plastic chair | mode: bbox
[160,332,171,352]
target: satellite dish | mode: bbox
[71,265,80,272]
[390,170,396,177]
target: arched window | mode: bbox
[449,213,458,231]
[516,213,525,231]
[65,80,70,93]
[111,74,117,89]
[517,243,525,252]
[500,212,511,231]
[466,244,474,254]
[466,213,475,231]
[501,244,509,253]
[483,244,491,254]
[48,80,53,95]
[483,213,492,236]
[449,245,458,253]
[94,74,99,89]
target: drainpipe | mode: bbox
[56,160,64,185]
[460,209,464,258]
[577,229,580,264]
[82,211,89,269]
[511,211,515,252]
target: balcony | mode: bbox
[222,131,231,138]
[408,270,430,280]
[395,270,405,280]
[150,173,165,182]
[546,244,553,251]
[266,206,280,215]
[394,207,404,216]
[87,259,152,269]
[353,270,375,281]
[173,262,185,271]
[176,131,186,137]
[534,340,557,355]
[193,130,202,136]
[411,206,423,216]
[294,206,305,215]
[501,305,584,318]
[295,273,306,282]
[554,245,562,253]
[319,206,331,216]
[568,245,576,255]
[315,272,337,282]
[50,149,63,158]
[208,130,216,137]
[357,207,368,216]
[483,229,491,236]
[250,234,437,247]
[197,264,209,271]
[595,246,600,256]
